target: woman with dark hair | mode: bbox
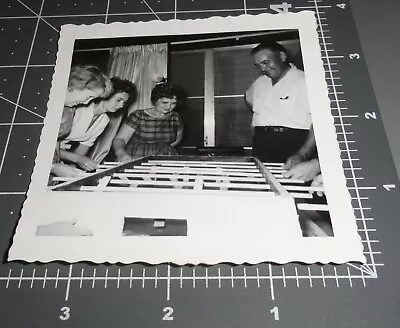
[59,77,136,172]
[113,82,184,162]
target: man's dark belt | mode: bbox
[255,125,289,133]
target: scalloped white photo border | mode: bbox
[8,12,365,264]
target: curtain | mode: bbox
[89,44,168,163]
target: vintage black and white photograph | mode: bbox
[8,12,365,264]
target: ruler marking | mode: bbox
[193,268,196,288]
[65,264,73,302]
[230,268,234,288]
[205,267,209,288]
[243,267,247,288]
[268,264,275,301]
[308,267,313,287]
[18,269,23,289]
[43,269,47,289]
[155,268,158,288]
[92,269,96,288]
[55,269,59,288]
[282,267,287,287]
[294,267,300,287]
[347,267,353,287]
[104,269,108,288]
[321,267,326,287]
[80,269,83,289]
[117,269,121,289]
[256,267,261,288]
[218,268,222,288]
[167,265,171,301]
[333,267,340,287]
[130,269,133,288]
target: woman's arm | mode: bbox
[59,149,98,171]
[112,123,136,162]
[170,127,183,147]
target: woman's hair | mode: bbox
[150,82,183,105]
[109,77,137,99]
[106,77,137,110]
[67,65,113,97]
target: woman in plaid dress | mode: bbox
[113,82,184,162]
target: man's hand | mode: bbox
[311,174,325,197]
[283,153,304,170]
[76,156,98,171]
[283,159,320,182]
[36,219,93,236]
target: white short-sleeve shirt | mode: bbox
[60,102,110,150]
[245,65,312,130]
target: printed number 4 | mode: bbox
[163,307,174,321]
[270,3,292,13]
[59,306,70,321]
[337,3,346,9]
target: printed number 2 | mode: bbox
[59,306,70,321]
[365,112,377,120]
[163,307,174,321]
[270,3,292,13]
[270,306,280,321]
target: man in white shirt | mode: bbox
[245,41,316,166]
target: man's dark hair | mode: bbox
[250,41,288,57]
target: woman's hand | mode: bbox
[117,153,133,163]
[76,156,98,171]
[51,163,86,177]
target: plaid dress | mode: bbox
[125,109,183,159]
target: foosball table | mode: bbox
[50,156,330,238]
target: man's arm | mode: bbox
[283,124,316,169]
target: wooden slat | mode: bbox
[125,167,263,177]
[289,192,313,199]
[203,182,271,190]
[110,178,195,188]
[113,172,266,183]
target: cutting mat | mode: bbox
[0,0,399,327]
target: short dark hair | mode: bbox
[110,77,137,99]
[250,41,288,57]
[150,82,182,105]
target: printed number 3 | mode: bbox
[59,306,70,321]
[349,53,360,59]
[163,307,174,321]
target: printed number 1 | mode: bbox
[270,306,280,321]
[59,306,70,321]
[163,307,174,321]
